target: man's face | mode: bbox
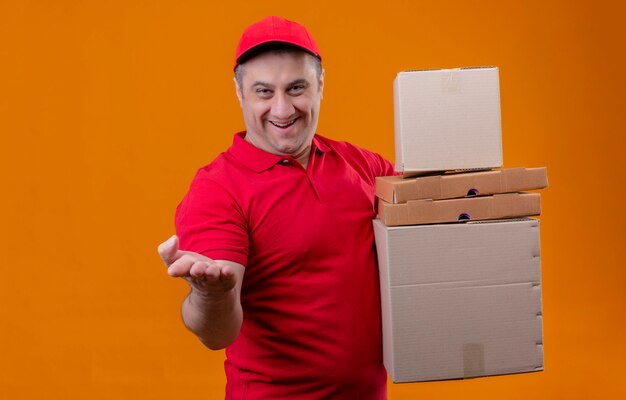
[235,51,324,157]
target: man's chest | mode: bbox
[239,158,377,272]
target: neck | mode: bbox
[291,145,311,169]
[244,133,312,169]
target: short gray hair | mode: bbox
[235,46,323,91]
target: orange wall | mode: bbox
[1,1,625,399]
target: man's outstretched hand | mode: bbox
[157,235,244,349]
[158,235,240,299]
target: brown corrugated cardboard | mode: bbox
[376,167,548,204]
[394,67,503,176]
[378,192,541,226]
[373,218,544,382]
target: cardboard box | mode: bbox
[376,167,548,204]
[373,218,544,382]
[394,67,503,176]
[378,192,541,226]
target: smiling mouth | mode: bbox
[269,118,299,129]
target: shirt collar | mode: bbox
[312,135,331,153]
[229,132,331,173]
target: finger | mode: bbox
[158,235,180,266]
[190,260,210,278]
[218,271,237,290]
[204,262,222,281]
[219,264,236,281]
[167,255,193,277]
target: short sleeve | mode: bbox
[175,170,249,266]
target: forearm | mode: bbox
[182,287,243,350]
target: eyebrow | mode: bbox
[250,78,310,90]
[251,81,274,89]
[288,79,309,87]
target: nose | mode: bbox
[271,93,295,120]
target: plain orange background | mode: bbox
[1,1,625,399]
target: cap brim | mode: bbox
[235,40,321,67]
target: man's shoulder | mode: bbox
[185,149,244,193]
[315,134,376,156]
[194,134,251,178]
[315,134,385,163]
[178,152,246,221]
[192,152,227,178]
[315,134,396,178]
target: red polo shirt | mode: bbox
[175,132,395,399]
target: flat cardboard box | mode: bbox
[373,218,544,382]
[378,192,541,226]
[394,67,503,176]
[376,167,548,204]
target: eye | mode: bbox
[255,88,273,98]
[289,85,306,95]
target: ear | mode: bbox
[234,77,243,106]
[319,69,325,99]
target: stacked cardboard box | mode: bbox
[374,67,548,383]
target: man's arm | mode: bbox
[158,235,245,350]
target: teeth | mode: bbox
[270,119,297,128]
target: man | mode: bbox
[158,16,395,399]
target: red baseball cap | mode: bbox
[234,16,322,70]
